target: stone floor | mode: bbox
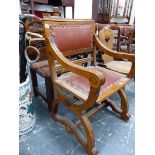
[19,77,135,155]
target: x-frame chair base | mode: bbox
[51,88,130,155]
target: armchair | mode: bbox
[44,19,135,155]
[96,24,135,75]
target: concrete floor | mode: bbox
[19,75,135,155]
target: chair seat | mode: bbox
[105,61,132,74]
[37,66,50,77]
[56,66,129,102]
[31,60,68,77]
[31,60,48,70]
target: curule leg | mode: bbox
[75,111,98,155]
[118,88,130,121]
[105,88,130,121]
[51,97,98,155]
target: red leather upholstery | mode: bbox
[50,24,93,55]
[58,66,127,96]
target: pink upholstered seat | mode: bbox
[56,66,129,102]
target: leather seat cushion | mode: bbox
[57,66,127,97]
[32,60,65,77]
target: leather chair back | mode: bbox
[44,19,96,56]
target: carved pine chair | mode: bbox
[96,24,135,76]
[44,19,135,155]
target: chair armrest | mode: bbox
[94,34,135,78]
[94,34,135,61]
[47,37,105,88]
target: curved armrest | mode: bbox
[94,34,135,61]
[47,37,105,88]
[94,34,135,78]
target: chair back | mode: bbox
[44,19,95,57]
[44,19,96,76]
[98,27,114,63]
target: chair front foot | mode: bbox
[104,88,130,122]
[120,113,131,121]
[87,147,99,155]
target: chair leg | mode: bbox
[45,77,54,112]
[105,88,130,121]
[30,68,38,96]
[118,89,130,121]
[51,98,98,155]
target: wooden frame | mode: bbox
[44,19,135,155]
[61,0,75,18]
[109,0,134,24]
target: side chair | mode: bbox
[43,19,135,155]
[23,13,59,111]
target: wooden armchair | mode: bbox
[96,23,135,75]
[23,14,58,111]
[44,19,135,155]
